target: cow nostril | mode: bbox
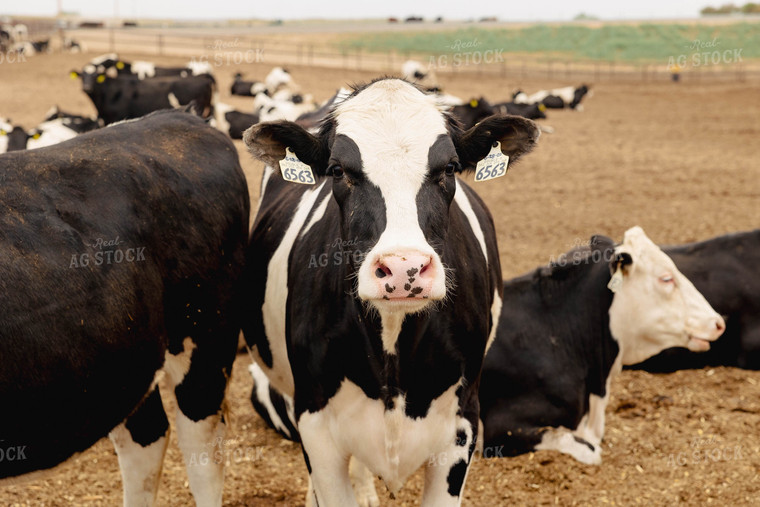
[716,319,725,332]
[375,265,392,279]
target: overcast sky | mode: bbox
[4,0,715,21]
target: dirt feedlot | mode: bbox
[1,51,759,506]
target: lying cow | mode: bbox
[631,229,760,371]
[242,78,539,505]
[513,84,591,111]
[493,101,547,120]
[0,110,250,507]
[479,227,725,464]
[211,102,260,139]
[231,72,268,97]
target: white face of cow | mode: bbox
[243,78,540,316]
[608,227,725,365]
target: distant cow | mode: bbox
[75,54,214,81]
[0,110,249,507]
[449,97,496,129]
[479,228,725,464]
[0,118,31,153]
[514,85,591,111]
[631,229,760,371]
[493,101,547,120]
[41,106,102,133]
[211,102,259,139]
[71,69,215,124]
[231,73,268,97]
[242,78,539,505]
[401,60,441,92]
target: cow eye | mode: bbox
[328,165,344,178]
[659,274,674,284]
[445,161,460,176]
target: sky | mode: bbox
[3,0,718,21]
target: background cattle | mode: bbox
[242,79,540,505]
[631,229,760,371]
[479,227,725,464]
[513,84,592,111]
[0,110,249,507]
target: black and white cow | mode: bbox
[513,85,591,111]
[231,72,268,97]
[76,54,213,81]
[242,78,539,505]
[493,101,547,120]
[479,228,725,464]
[0,110,250,506]
[0,118,32,153]
[631,229,760,372]
[212,102,260,139]
[449,97,496,130]
[71,69,215,125]
[42,106,103,133]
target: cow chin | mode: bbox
[687,336,712,352]
[365,297,436,316]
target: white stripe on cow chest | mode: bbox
[453,180,488,264]
[258,180,327,396]
[298,379,461,495]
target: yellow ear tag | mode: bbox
[70,71,78,79]
[538,103,547,112]
[96,74,106,83]
[607,268,624,293]
[474,141,509,182]
[469,99,479,108]
[32,132,41,139]
[0,130,6,136]
[279,148,315,185]
[116,61,125,69]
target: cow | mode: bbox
[401,60,441,92]
[41,106,103,133]
[231,72,268,97]
[74,54,214,82]
[449,97,496,129]
[294,87,352,130]
[630,229,760,372]
[478,228,725,465]
[493,101,547,120]
[513,85,591,111]
[252,90,316,122]
[0,110,250,507]
[242,77,540,506]
[211,102,260,139]
[70,70,215,125]
[0,118,31,153]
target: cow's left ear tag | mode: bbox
[607,268,624,293]
[279,147,315,185]
[474,141,509,182]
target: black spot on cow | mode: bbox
[447,459,468,496]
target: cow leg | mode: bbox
[421,416,476,507]
[299,413,357,506]
[165,337,233,507]
[109,387,170,507]
[349,456,380,507]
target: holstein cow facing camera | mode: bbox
[479,228,725,464]
[632,229,760,371]
[0,110,250,506]
[242,78,539,506]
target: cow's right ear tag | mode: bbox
[607,268,624,293]
[279,148,315,185]
[474,141,510,182]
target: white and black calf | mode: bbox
[632,229,760,371]
[479,227,725,464]
[0,110,249,506]
[242,78,539,506]
[212,102,260,139]
[513,85,591,111]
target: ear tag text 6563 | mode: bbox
[475,141,509,182]
[279,147,315,185]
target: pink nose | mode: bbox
[711,315,726,340]
[374,253,433,299]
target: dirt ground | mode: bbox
[1,51,759,506]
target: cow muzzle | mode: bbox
[686,314,726,352]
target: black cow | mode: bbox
[449,97,495,129]
[493,101,547,120]
[72,71,215,125]
[230,72,268,97]
[0,110,250,506]
[242,78,539,505]
[479,228,724,464]
[631,229,760,371]
[0,119,31,153]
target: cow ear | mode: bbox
[243,121,328,174]
[609,251,634,276]
[454,114,540,171]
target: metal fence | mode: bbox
[60,28,759,83]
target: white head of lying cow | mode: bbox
[245,78,539,315]
[609,226,725,365]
